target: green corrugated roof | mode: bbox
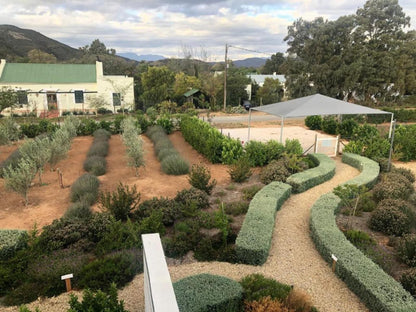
[0,63,96,83]
[184,88,199,97]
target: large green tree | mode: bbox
[261,52,285,74]
[140,66,175,109]
[256,78,284,105]
[0,87,17,113]
[282,0,415,103]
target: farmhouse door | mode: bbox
[47,93,58,110]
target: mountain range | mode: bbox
[0,25,267,68]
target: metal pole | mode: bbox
[387,120,396,172]
[247,108,252,142]
[280,116,284,143]
[223,43,228,111]
[388,113,394,139]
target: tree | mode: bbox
[0,87,17,113]
[216,67,250,108]
[261,52,285,74]
[200,72,222,110]
[4,158,37,206]
[19,137,51,185]
[140,66,175,109]
[121,117,144,176]
[172,72,202,104]
[87,94,110,114]
[256,78,284,105]
[27,49,57,63]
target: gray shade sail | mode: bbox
[251,94,392,117]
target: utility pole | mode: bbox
[223,43,228,111]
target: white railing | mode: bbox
[142,233,179,312]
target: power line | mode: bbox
[227,44,274,56]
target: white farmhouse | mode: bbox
[0,59,134,116]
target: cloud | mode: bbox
[0,0,415,60]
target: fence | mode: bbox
[142,233,179,312]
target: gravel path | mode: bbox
[2,158,369,312]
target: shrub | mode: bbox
[321,116,338,134]
[221,138,244,165]
[0,117,20,144]
[244,296,292,312]
[401,268,416,297]
[284,139,303,155]
[78,249,143,291]
[235,182,291,265]
[99,183,140,221]
[372,177,413,203]
[157,147,178,161]
[395,124,416,161]
[83,155,106,176]
[391,167,416,183]
[87,141,109,158]
[121,117,144,176]
[338,118,358,138]
[224,201,249,216]
[310,192,416,312]
[286,153,335,193]
[24,248,89,298]
[188,163,217,194]
[0,230,28,261]
[19,136,51,185]
[95,220,141,256]
[173,274,243,312]
[304,115,322,130]
[161,154,190,175]
[285,288,315,312]
[175,187,210,210]
[260,159,290,184]
[369,202,412,236]
[240,274,291,302]
[242,185,263,200]
[344,229,375,249]
[68,283,128,312]
[397,234,416,267]
[136,197,180,226]
[156,115,174,134]
[139,210,166,235]
[93,128,111,141]
[64,201,92,221]
[228,156,252,183]
[70,173,100,205]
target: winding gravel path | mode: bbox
[3,158,369,312]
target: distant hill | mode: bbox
[0,25,82,61]
[233,57,267,68]
[118,52,166,62]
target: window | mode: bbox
[112,93,121,106]
[17,91,28,105]
[74,90,84,103]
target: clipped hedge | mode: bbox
[173,274,243,312]
[310,193,416,312]
[0,229,28,260]
[180,116,243,164]
[310,154,416,311]
[341,153,379,189]
[286,153,335,193]
[235,182,291,265]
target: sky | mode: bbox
[1,0,415,61]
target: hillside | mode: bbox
[0,25,82,61]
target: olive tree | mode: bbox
[121,117,145,176]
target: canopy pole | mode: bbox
[247,108,252,142]
[280,116,284,143]
[388,113,394,139]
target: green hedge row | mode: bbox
[180,116,243,164]
[341,153,380,189]
[310,154,416,311]
[173,274,243,312]
[310,193,416,312]
[286,153,335,193]
[235,182,292,265]
[0,229,28,261]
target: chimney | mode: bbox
[96,61,103,78]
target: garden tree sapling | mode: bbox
[19,137,51,185]
[121,117,145,176]
[3,158,37,206]
[333,184,368,229]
